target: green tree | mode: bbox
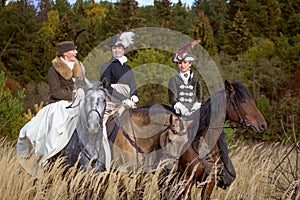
[198,0,229,50]
[228,0,282,39]
[278,0,300,37]
[0,1,41,83]
[0,71,26,140]
[127,49,173,105]
[102,0,142,36]
[222,9,252,56]
[170,1,191,34]
[154,0,172,28]
[190,4,215,53]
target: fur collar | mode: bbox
[52,57,84,80]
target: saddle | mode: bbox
[106,105,128,143]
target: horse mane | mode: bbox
[231,81,253,101]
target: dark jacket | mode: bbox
[168,71,202,110]
[100,57,137,101]
[48,57,85,103]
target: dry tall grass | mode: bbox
[0,139,298,200]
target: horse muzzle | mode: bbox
[249,121,267,134]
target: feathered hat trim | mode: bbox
[111,31,135,49]
[172,39,201,63]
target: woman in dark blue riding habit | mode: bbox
[17,41,87,176]
[168,42,236,189]
[99,31,139,168]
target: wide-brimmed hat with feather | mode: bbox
[172,39,201,62]
[110,31,135,49]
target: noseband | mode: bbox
[228,91,248,128]
[87,109,104,128]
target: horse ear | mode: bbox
[85,78,93,89]
[225,80,234,92]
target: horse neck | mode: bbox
[192,90,227,149]
[128,108,173,152]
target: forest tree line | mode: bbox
[0,0,299,141]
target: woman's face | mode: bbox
[63,49,77,62]
[112,45,125,58]
[177,60,192,73]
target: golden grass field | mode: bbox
[0,139,298,200]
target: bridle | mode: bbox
[87,109,104,128]
[228,91,248,129]
[85,88,106,128]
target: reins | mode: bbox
[66,99,81,109]
[228,91,247,128]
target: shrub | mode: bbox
[0,71,27,140]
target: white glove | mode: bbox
[122,99,137,108]
[174,102,189,116]
[131,95,139,103]
[191,102,201,111]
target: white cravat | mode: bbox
[117,56,128,65]
[179,71,190,84]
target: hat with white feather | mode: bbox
[172,39,201,62]
[110,31,135,49]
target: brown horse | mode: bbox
[170,80,267,199]
[108,103,187,172]
[106,103,189,199]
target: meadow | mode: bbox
[0,139,298,200]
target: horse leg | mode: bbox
[201,178,215,200]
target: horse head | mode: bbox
[83,81,107,134]
[225,80,267,134]
[159,113,191,172]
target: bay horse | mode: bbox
[170,80,267,200]
[57,81,107,173]
[109,103,187,172]
[106,104,188,198]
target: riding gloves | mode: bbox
[174,102,189,116]
[122,99,137,108]
[130,95,139,103]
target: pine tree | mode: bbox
[0,0,41,83]
[170,1,191,34]
[190,3,215,53]
[154,0,172,28]
[222,9,252,56]
[103,0,142,35]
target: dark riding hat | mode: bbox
[57,41,76,54]
[110,31,135,49]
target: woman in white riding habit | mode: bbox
[17,41,87,176]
